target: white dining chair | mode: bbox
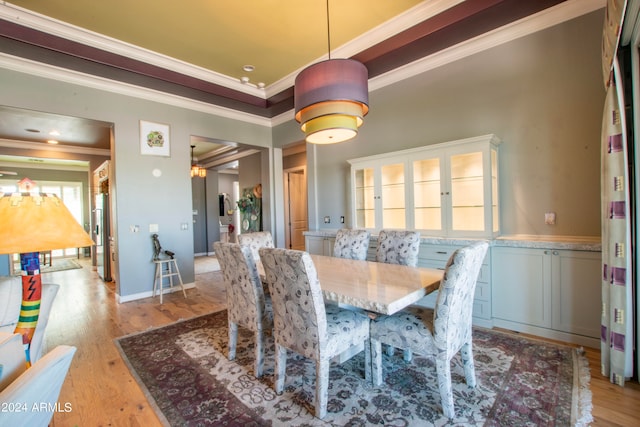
[237,231,274,264]
[333,229,370,261]
[213,241,273,378]
[0,332,76,427]
[375,229,421,359]
[369,241,489,419]
[375,229,420,267]
[259,247,371,419]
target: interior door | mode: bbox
[285,168,307,250]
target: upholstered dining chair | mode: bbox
[375,229,420,267]
[369,241,489,419]
[0,332,76,427]
[237,231,274,264]
[374,229,421,359]
[258,247,371,419]
[213,241,273,378]
[333,228,371,261]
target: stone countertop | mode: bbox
[494,235,601,251]
[304,230,601,252]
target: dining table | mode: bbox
[259,253,443,316]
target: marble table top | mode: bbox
[309,254,442,315]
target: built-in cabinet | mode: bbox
[304,234,335,257]
[348,134,501,238]
[413,242,492,327]
[492,246,601,347]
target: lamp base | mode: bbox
[13,252,42,367]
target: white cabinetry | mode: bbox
[492,246,601,347]
[415,242,492,327]
[304,234,335,256]
[348,134,500,238]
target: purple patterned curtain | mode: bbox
[601,58,634,385]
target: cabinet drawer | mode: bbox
[419,245,459,262]
[473,300,491,320]
[477,264,491,283]
[474,282,490,301]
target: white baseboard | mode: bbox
[491,318,600,349]
[116,282,196,303]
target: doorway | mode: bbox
[284,166,307,250]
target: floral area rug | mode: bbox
[115,310,592,426]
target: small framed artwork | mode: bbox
[140,120,170,156]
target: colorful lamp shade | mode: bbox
[0,192,94,366]
[294,58,369,144]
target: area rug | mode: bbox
[12,258,82,275]
[115,310,592,427]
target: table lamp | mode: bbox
[0,192,94,366]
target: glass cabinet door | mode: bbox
[354,167,375,229]
[350,134,500,237]
[413,157,441,230]
[449,151,484,231]
[381,163,405,228]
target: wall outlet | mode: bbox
[340,216,345,223]
[545,212,556,225]
[181,223,189,231]
[324,216,330,223]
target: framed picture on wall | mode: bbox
[140,120,170,156]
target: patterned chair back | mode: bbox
[434,241,488,356]
[213,241,270,331]
[238,231,274,263]
[375,229,420,267]
[333,229,371,260]
[259,247,326,360]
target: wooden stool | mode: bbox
[152,258,186,304]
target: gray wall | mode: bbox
[0,68,271,299]
[0,9,605,300]
[274,10,605,237]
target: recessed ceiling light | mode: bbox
[257,82,265,89]
[243,65,255,72]
[240,76,250,84]
[47,140,59,144]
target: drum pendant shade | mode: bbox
[294,58,369,144]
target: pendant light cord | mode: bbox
[326,0,331,60]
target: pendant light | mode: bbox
[190,145,206,178]
[294,0,369,144]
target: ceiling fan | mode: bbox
[0,171,18,177]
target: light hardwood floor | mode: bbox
[36,256,640,426]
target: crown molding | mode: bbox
[0,0,604,130]
[0,53,273,128]
[0,138,111,157]
[369,0,605,91]
[265,0,466,97]
[0,2,267,99]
